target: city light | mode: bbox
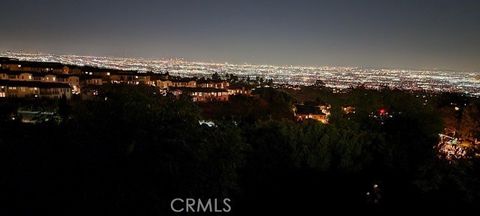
[2,51,479,97]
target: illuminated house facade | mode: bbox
[197,79,229,89]
[0,70,80,95]
[170,87,229,102]
[0,58,252,101]
[227,85,253,95]
[293,104,330,124]
[0,80,72,99]
[156,77,197,89]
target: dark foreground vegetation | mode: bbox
[1,85,480,215]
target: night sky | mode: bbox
[1,0,479,71]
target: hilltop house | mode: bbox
[0,80,72,99]
[170,87,229,102]
[293,103,330,124]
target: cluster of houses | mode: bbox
[437,128,480,160]
[293,103,332,124]
[0,59,80,99]
[292,104,356,124]
[1,57,355,125]
[0,57,252,101]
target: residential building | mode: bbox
[170,87,229,102]
[293,104,329,124]
[0,80,72,99]
[197,79,229,89]
[227,84,253,95]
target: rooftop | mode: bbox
[170,87,228,93]
[0,80,72,89]
[0,70,79,78]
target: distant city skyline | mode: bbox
[4,51,480,97]
[1,50,477,73]
[1,0,479,71]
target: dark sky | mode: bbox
[1,0,479,71]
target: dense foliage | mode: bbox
[1,85,479,215]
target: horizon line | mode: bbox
[1,49,478,74]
